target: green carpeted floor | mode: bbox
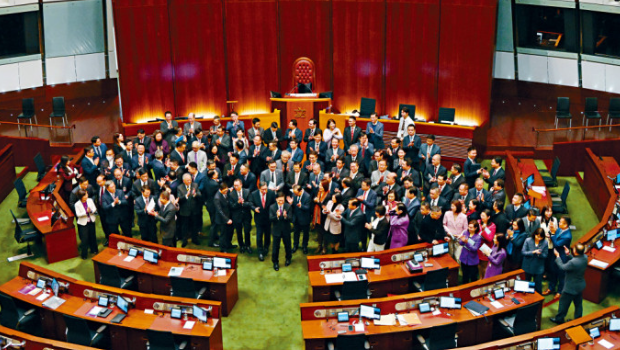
[0,166,618,349]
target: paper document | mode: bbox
[42,296,65,310]
[88,306,103,316]
[324,273,344,284]
[343,272,358,282]
[183,321,195,330]
[28,288,42,296]
[589,259,609,268]
[146,199,156,212]
[490,301,504,309]
[602,246,616,253]
[531,186,547,194]
[397,312,421,326]
[354,323,364,332]
[374,314,396,326]
[123,256,135,262]
[479,244,492,256]
[144,309,154,314]
[598,339,613,349]
[37,216,49,222]
[168,267,184,277]
[36,293,50,301]
[217,269,227,276]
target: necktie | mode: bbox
[99,188,104,205]
[427,146,431,162]
[271,172,275,183]
[261,194,265,208]
[194,153,198,163]
[361,191,367,213]
[435,166,438,175]
[238,191,243,202]
[361,146,365,159]
[310,129,314,137]
[477,191,481,199]
[350,128,354,140]
[140,156,143,166]
[187,186,190,192]
[279,206,283,214]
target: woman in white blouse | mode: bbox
[74,190,98,259]
[323,119,343,145]
[539,206,558,279]
[323,193,344,254]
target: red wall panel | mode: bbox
[168,0,228,117]
[224,0,280,115]
[385,0,440,120]
[436,0,497,126]
[113,0,176,123]
[278,0,332,95]
[332,0,386,114]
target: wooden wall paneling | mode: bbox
[332,0,386,115]
[224,0,280,115]
[384,0,440,120]
[168,0,228,117]
[436,0,497,126]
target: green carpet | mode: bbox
[0,167,617,349]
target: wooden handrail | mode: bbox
[0,121,76,129]
[532,124,620,133]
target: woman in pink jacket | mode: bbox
[443,200,468,262]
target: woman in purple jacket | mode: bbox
[457,220,483,283]
[388,203,409,249]
[484,233,508,278]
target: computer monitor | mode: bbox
[360,257,380,270]
[213,257,232,269]
[36,278,46,289]
[536,337,560,350]
[143,249,158,264]
[318,91,333,99]
[342,263,352,272]
[297,82,312,94]
[589,327,600,339]
[193,305,208,323]
[437,107,456,123]
[359,305,381,320]
[414,253,424,263]
[116,296,129,314]
[595,240,603,250]
[128,248,138,257]
[493,288,505,299]
[524,200,531,210]
[202,260,213,271]
[526,174,535,188]
[170,307,182,319]
[607,229,617,242]
[439,297,462,309]
[418,302,431,313]
[432,242,449,256]
[610,318,620,331]
[616,173,620,184]
[514,280,535,293]
[51,278,59,297]
[98,295,109,307]
[337,312,349,322]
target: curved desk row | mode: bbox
[0,323,99,350]
[2,262,223,350]
[93,234,239,316]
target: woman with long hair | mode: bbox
[443,200,468,261]
[477,209,497,278]
[483,233,508,278]
[150,130,170,155]
[323,193,344,254]
[458,220,482,283]
[521,228,549,294]
[506,218,527,271]
[312,179,331,254]
[57,155,81,203]
[388,203,409,249]
[112,133,126,155]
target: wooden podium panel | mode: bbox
[271,97,331,128]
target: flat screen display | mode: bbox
[202,261,213,271]
[432,243,449,256]
[359,305,381,320]
[494,288,505,299]
[610,318,620,331]
[439,297,461,309]
[524,200,531,210]
[526,174,535,187]
[342,263,352,272]
[51,278,59,296]
[128,248,138,257]
[98,295,109,307]
[337,312,349,322]
[414,253,424,262]
[360,257,380,270]
[607,229,617,242]
[170,307,182,319]
[36,278,46,289]
[595,240,603,250]
[117,296,129,314]
[143,249,158,264]
[514,280,535,293]
[193,305,207,323]
[589,327,600,339]
[537,337,560,350]
[213,257,232,269]
[418,302,431,313]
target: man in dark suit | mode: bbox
[343,116,362,149]
[247,117,265,141]
[248,135,268,177]
[411,202,430,244]
[427,187,448,212]
[112,155,134,181]
[341,199,365,252]
[505,192,528,223]
[284,119,303,149]
[303,119,322,144]
[286,162,308,191]
[133,129,152,153]
[345,145,367,176]
[418,135,441,172]
[204,169,221,247]
[262,122,283,147]
[397,158,421,188]
[550,243,587,324]
[223,153,241,187]
[121,140,135,165]
[237,164,257,193]
[289,185,312,254]
[229,179,253,253]
[356,132,374,170]
[93,175,111,244]
[376,173,402,202]
[330,159,350,187]
[340,177,356,208]
[483,156,506,187]
[131,144,152,174]
[325,138,344,171]
[101,181,130,237]
[82,146,100,187]
[348,161,365,192]
[225,112,245,135]
[463,146,482,189]
[452,183,473,209]
[436,174,454,202]
[135,186,158,243]
[385,137,402,167]
[469,178,492,210]
[151,191,177,247]
[403,187,421,218]
[402,125,421,170]
[306,131,327,161]
[99,148,116,180]
[490,179,507,205]
[251,182,276,261]
[448,163,466,191]
[270,192,293,271]
[132,169,158,201]
[214,183,234,253]
[160,111,179,146]
[169,141,187,168]
[420,206,446,244]
[90,136,107,161]
[491,200,510,234]
[423,154,447,194]
[177,173,202,247]
[355,179,377,248]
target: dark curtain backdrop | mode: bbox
[113,0,497,125]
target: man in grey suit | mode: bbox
[418,135,441,172]
[260,160,284,192]
[160,111,179,146]
[150,191,177,247]
[187,141,208,172]
[550,243,587,324]
[523,209,541,236]
[247,118,265,141]
[183,113,203,137]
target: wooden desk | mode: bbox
[456,306,620,350]
[0,323,99,350]
[306,243,459,302]
[270,97,331,128]
[301,270,544,350]
[93,234,239,316]
[26,152,82,263]
[577,149,620,303]
[504,151,552,210]
[7,262,223,350]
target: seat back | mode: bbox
[360,98,376,118]
[560,182,570,203]
[585,97,598,112]
[427,322,458,350]
[340,280,369,300]
[0,293,20,329]
[335,333,367,350]
[423,267,449,291]
[557,97,570,113]
[52,97,65,115]
[147,330,179,350]
[96,262,122,288]
[34,153,46,175]
[293,57,315,92]
[22,98,35,117]
[550,157,561,180]
[609,97,620,114]
[170,276,197,299]
[9,210,24,242]
[13,179,27,202]
[64,315,93,346]
[437,108,456,123]
[512,303,539,335]
[398,104,416,119]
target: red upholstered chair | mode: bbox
[293,57,315,93]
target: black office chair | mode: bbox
[49,96,68,126]
[319,91,333,99]
[540,157,560,188]
[555,97,572,129]
[0,293,39,333]
[8,210,39,262]
[34,153,50,182]
[417,322,458,350]
[412,267,449,292]
[95,261,135,289]
[359,98,376,118]
[397,103,416,119]
[607,97,620,131]
[13,178,28,208]
[583,97,602,128]
[327,334,370,350]
[334,280,371,301]
[146,330,188,350]
[551,183,570,214]
[497,303,539,337]
[437,107,456,123]
[169,276,208,299]
[17,98,36,132]
[64,315,108,347]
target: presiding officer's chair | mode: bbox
[417,322,458,350]
[327,334,370,350]
[334,280,371,301]
[64,315,108,348]
[169,276,208,299]
[146,330,188,350]
[293,57,315,93]
[95,261,135,289]
[412,267,449,292]
[0,293,39,333]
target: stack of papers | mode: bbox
[42,296,65,310]
[324,273,344,284]
[531,186,546,194]
[168,267,184,277]
[123,256,135,262]
[343,272,358,282]
[602,246,616,252]
[396,313,421,326]
[479,244,492,256]
[374,314,396,326]
[490,301,504,309]
[589,259,609,268]
[183,321,195,329]
[598,339,614,349]
[88,306,104,316]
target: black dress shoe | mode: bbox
[273,263,279,271]
[292,247,298,254]
[259,254,265,261]
[549,317,564,324]
[231,244,238,249]
[302,247,308,254]
[246,247,253,254]
[285,259,291,266]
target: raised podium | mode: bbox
[271,94,331,127]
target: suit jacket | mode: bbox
[397,167,421,187]
[183,121,203,135]
[287,148,304,163]
[402,134,422,163]
[302,160,324,175]
[369,216,390,245]
[203,178,221,210]
[160,120,179,142]
[450,174,466,190]
[134,136,152,152]
[131,178,158,201]
[229,188,252,222]
[102,189,128,224]
[291,191,312,226]
[306,141,327,160]
[69,185,96,211]
[345,155,367,176]
[349,172,364,192]
[213,134,232,152]
[213,191,231,225]
[263,148,282,164]
[343,126,362,149]
[187,150,208,172]
[276,159,294,177]
[135,195,156,227]
[113,176,132,200]
[247,127,265,141]
[340,187,356,208]
[284,128,303,144]
[452,191,475,207]
[286,171,308,189]
[81,156,100,184]
[331,167,350,182]
[248,144,268,175]
[155,202,176,239]
[428,196,449,212]
[463,158,481,188]
[307,172,324,194]
[469,188,492,209]
[419,143,441,167]
[262,128,283,145]
[505,204,528,222]
[74,198,97,226]
[423,165,448,184]
[490,189,506,204]
[121,150,136,166]
[237,172,258,193]
[419,216,446,243]
[269,203,292,236]
[355,189,377,221]
[403,196,421,218]
[177,183,201,216]
[324,147,345,170]
[260,169,284,191]
[556,254,587,294]
[485,167,506,186]
[437,184,454,201]
[355,142,375,163]
[491,212,510,234]
[370,170,389,191]
[303,128,323,143]
[169,149,187,167]
[131,153,152,172]
[366,121,385,149]
[551,228,573,263]
[341,208,365,244]
[226,120,245,135]
[92,144,108,161]
[223,163,241,187]
[250,189,276,225]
